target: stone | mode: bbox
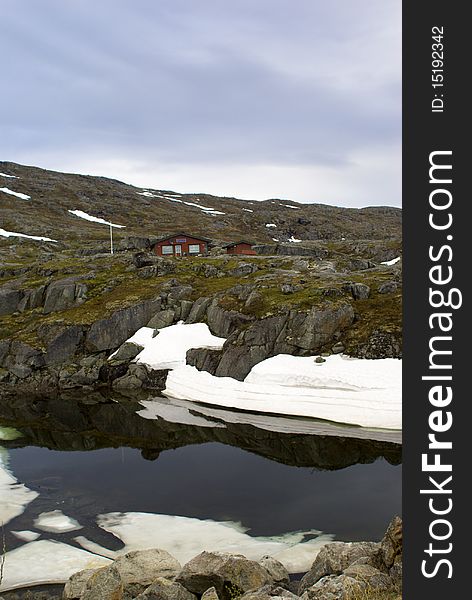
[186,347,222,375]
[258,556,290,587]
[201,587,220,600]
[112,549,181,599]
[63,568,99,599]
[134,577,197,600]
[176,551,272,600]
[379,281,399,294]
[280,284,296,294]
[349,283,370,300]
[43,278,87,314]
[42,325,85,365]
[229,262,258,277]
[301,574,365,600]
[0,287,23,316]
[179,300,194,321]
[186,297,212,323]
[109,342,144,364]
[315,356,326,363]
[168,284,193,304]
[240,585,299,600]
[81,565,123,600]
[331,342,345,354]
[147,309,175,329]
[380,515,402,569]
[4,341,44,379]
[17,285,47,312]
[343,564,392,590]
[299,541,381,593]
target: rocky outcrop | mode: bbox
[253,245,328,258]
[85,298,162,352]
[189,303,354,380]
[299,517,403,600]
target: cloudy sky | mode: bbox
[0,0,401,207]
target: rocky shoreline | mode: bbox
[0,518,402,600]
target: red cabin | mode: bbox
[153,233,211,257]
[223,241,257,255]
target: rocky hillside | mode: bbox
[0,162,402,392]
[1,161,401,247]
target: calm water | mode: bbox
[0,391,401,585]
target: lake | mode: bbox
[0,390,401,592]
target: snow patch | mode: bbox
[0,449,39,526]
[34,510,83,533]
[265,223,277,228]
[121,323,226,371]
[288,236,302,243]
[0,228,57,242]
[97,512,333,574]
[164,354,401,430]
[242,208,254,212]
[0,172,18,178]
[381,256,401,266]
[0,540,110,592]
[12,530,41,542]
[68,210,126,228]
[0,187,30,200]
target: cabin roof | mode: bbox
[222,240,255,248]
[153,232,212,244]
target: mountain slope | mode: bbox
[1,161,401,248]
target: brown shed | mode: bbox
[223,241,257,255]
[153,233,211,257]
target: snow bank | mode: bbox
[0,172,18,178]
[0,228,57,242]
[164,354,401,430]
[0,187,30,200]
[68,209,126,228]
[131,323,226,370]
[381,256,401,266]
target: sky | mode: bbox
[0,0,401,207]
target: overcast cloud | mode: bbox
[0,0,401,206]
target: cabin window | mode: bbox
[188,244,201,254]
[161,245,173,255]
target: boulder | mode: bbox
[379,281,399,295]
[43,278,88,314]
[186,347,223,375]
[176,552,272,600]
[348,258,375,271]
[343,563,392,590]
[258,557,290,587]
[147,309,175,329]
[3,341,44,378]
[299,541,380,593]
[112,549,181,599]
[17,284,47,311]
[348,283,370,300]
[63,568,101,599]
[186,297,212,323]
[42,325,85,365]
[81,565,123,600]
[108,342,144,364]
[135,578,197,600]
[168,284,194,304]
[380,516,402,569]
[229,262,258,277]
[0,287,23,315]
[201,587,220,600]
[301,573,365,600]
[240,585,299,600]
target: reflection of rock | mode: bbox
[0,392,401,471]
